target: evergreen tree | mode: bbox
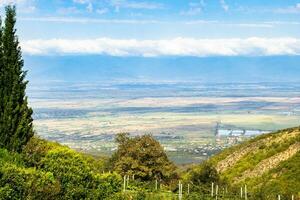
[0,6,33,152]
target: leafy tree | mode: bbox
[0,6,33,152]
[110,133,178,183]
[189,162,220,185]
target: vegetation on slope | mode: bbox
[109,133,178,184]
[185,127,300,199]
[0,137,123,200]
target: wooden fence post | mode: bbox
[245,185,247,200]
[240,187,243,198]
[127,175,129,188]
[123,175,126,192]
[178,181,183,200]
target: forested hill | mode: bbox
[206,127,300,197]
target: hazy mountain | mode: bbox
[24,55,300,84]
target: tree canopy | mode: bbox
[110,133,178,183]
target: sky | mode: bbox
[0,0,298,57]
[0,0,300,83]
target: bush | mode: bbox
[37,146,122,199]
[135,190,147,200]
[0,185,13,200]
[40,147,94,199]
[22,137,63,167]
[0,148,24,166]
[89,172,122,199]
[188,162,220,185]
[0,163,60,200]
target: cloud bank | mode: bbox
[21,37,300,57]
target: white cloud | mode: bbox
[180,7,202,16]
[86,2,93,12]
[19,5,35,13]
[110,0,164,10]
[226,23,273,28]
[57,7,81,15]
[265,21,300,25]
[20,17,163,24]
[180,1,205,16]
[21,37,300,57]
[184,20,274,28]
[0,0,36,13]
[73,0,89,4]
[20,17,300,27]
[73,0,93,12]
[96,8,109,15]
[275,3,300,14]
[220,0,229,11]
[0,0,26,6]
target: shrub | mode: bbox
[89,172,122,199]
[188,162,220,185]
[0,148,24,166]
[22,137,63,167]
[40,147,94,199]
[0,164,60,200]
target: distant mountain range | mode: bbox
[24,55,300,84]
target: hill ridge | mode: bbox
[236,142,300,183]
[207,126,300,197]
[216,127,300,173]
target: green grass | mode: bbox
[201,126,300,199]
[222,133,300,181]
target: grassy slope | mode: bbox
[1,128,299,199]
[208,127,300,197]
[0,137,118,199]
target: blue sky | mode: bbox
[11,0,300,38]
[0,0,300,83]
[0,0,298,57]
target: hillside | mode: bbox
[0,137,126,200]
[1,128,300,199]
[208,127,300,198]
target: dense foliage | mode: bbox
[0,6,33,152]
[109,133,178,183]
[197,127,300,199]
[1,126,299,199]
[188,162,220,185]
[0,137,122,200]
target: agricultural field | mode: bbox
[28,82,300,164]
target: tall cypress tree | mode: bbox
[0,6,33,152]
[0,15,3,147]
